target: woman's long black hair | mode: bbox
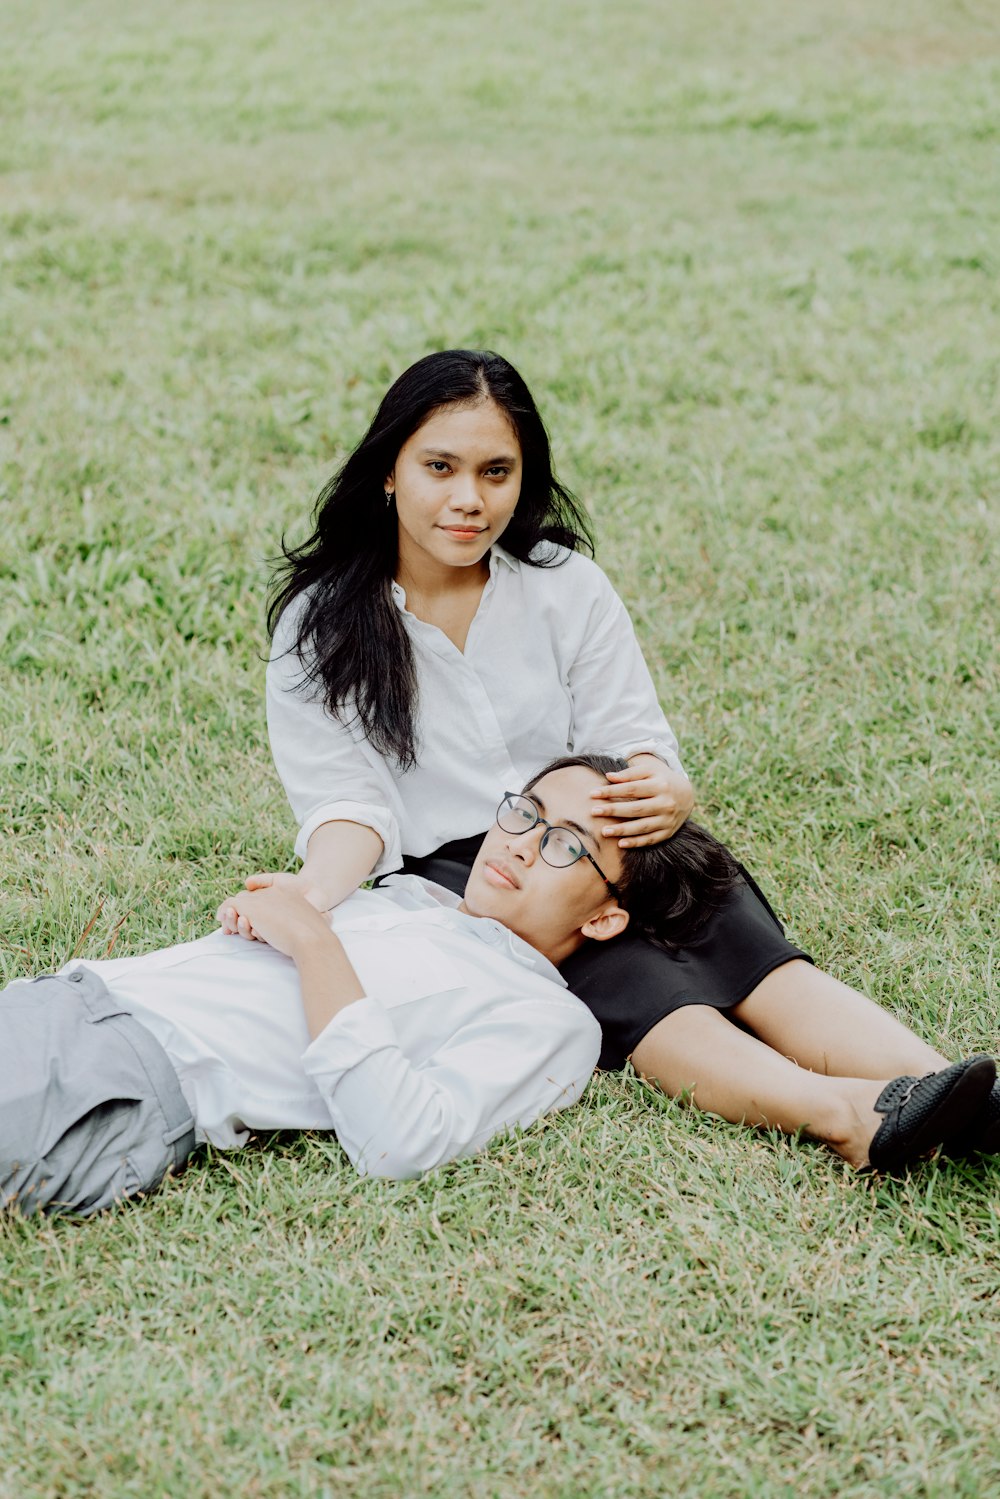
[525,755,742,951]
[268,350,594,769]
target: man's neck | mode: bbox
[457,900,581,970]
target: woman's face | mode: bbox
[386,400,523,582]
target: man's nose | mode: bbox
[508,830,540,865]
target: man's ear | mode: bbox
[580,902,629,944]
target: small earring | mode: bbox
[385,490,395,507]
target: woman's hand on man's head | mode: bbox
[589,756,695,847]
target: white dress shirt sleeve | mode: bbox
[266,602,403,874]
[301,993,601,1179]
[567,565,687,775]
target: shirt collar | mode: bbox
[379,874,566,987]
[489,544,520,574]
[379,874,462,909]
[455,911,566,986]
[391,546,519,611]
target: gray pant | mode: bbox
[1,968,196,1217]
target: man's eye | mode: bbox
[550,830,583,859]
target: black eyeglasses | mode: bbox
[496,792,619,895]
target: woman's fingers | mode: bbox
[596,766,696,827]
[593,777,653,802]
[618,829,671,848]
[245,871,328,910]
[597,800,658,819]
[221,872,318,940]
[217,896,263,939]
[592,786,657,809]
[217,899,242,931]
[596,797,681,823]
[604,815,672,839]
[592,778,694,849]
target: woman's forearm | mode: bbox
[300,819,385,909]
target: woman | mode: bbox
[230,350,998,1168]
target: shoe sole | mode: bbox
[978,1113,1000,1155]
[872,1056,997,1174]
[947,1098,1000,1160]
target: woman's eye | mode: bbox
[486,466,509,478]
[428,461,449,473]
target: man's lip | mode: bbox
[484,860,520,890]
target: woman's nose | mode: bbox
[451,476,484,513]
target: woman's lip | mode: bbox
[440,525,487,538]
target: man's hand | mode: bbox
[216,884,337,960]
[217,871,332,941]
[590,755,695,847]
[218,883,366,1038]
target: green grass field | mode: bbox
[2,1,998,1493]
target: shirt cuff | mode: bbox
[295,800,402,875]
[611,738,687,777]
[301,995,399,1087]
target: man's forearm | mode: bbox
[293,932,367,1040]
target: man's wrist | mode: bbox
[290,927,343,966]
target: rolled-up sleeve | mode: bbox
[266,608,402,874]
[301,994,601,1180]
[567,573,686,775]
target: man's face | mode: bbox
[461,765,627,965]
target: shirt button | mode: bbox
[68,971,84,983]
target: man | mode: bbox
[1,760,632,1215]
[4,757,993,1215]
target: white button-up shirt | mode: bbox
[70,877,600,1180]
[267,546,684,875]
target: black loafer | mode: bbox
[944,1080,1000,1160]
[868,1055,997,1174]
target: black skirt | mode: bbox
[400,834,812,1072]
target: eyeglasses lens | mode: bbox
[497,796,536,834]
[497,796,584,869]
[539,828,583,867]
